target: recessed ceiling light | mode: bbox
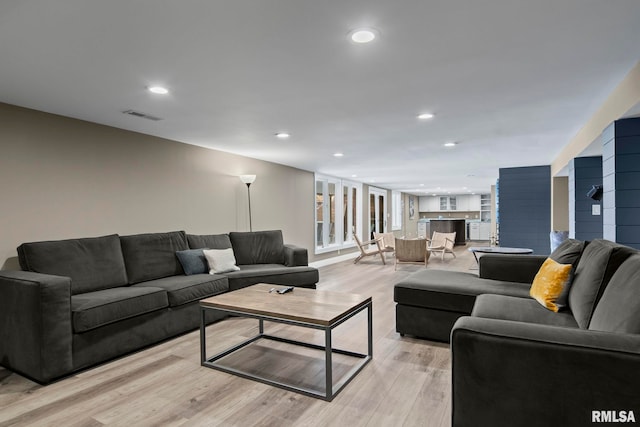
[444,142,457,147]
[333,152,344,157]
[148,86,169,95]
[350,28,377,43]
[420,184,425,187]
[432,193,436,196]
[352,174,357,178]
[275,132,290,139]
[417,113,434,120]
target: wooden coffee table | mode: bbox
[199,283,372,401]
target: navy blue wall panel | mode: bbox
[613,118,640,248]
[499,165,551,254]
[573,156,603,241]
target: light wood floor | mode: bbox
[0,246,479,427]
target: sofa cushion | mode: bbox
[17,234,128,295]
[394,270,531,313]
[120,231,189,284]
[131,274,229,307]
[567,239,636,329]
[175,249,208,275]
[72,287,168,333]
[186,233,232,250]
[203,248,240,274]
[224,264,319,291]
[229,230,285,265]
[589,254,640,333]
[472,294,579,328]
[549,238,587,267]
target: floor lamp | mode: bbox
[239,174,256,231]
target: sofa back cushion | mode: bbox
[229,230,285,265]
[589,254,640,333]
[186,233,232,250]
[568,239,636,328]
[17,234,128,295]
[120,231,189,284]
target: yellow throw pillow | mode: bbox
[530,257,573,312]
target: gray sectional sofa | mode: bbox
[0,229,318,384]
[394,239,640,426]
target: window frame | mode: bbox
[391,190,402,231]
[314,174,362,254]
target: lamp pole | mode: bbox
[239,175,257,231]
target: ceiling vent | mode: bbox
[122,110,162,121]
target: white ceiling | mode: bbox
[1,1,640,195]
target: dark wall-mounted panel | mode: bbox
[611,118,640,249]
[498,165,551,255]
[572,156,603,241]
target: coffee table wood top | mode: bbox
[200,283,371,327]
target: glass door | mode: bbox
[368,187,387,240]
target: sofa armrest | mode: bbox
[451,316,640,427]
[0,271,73,383]
[478,254,546,283]
[283,244,308,267]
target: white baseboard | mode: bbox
[309,252,359,268]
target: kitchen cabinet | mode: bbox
[479,222,492,240]
[469,222,480,240]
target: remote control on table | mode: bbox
[277,286,294,294]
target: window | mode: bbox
[315,174,362,253]
[391,191,402,230]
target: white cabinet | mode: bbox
[469,222,491,240]
[456,195,469,211]
[469,222,480,240]
[417,221,429,238]
[479,222,492,240]
[419,193,485,213]
[419,196,439,212]
[469,194,481,211]
[480,194,491,222]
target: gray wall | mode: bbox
[569,156,603,241]
[498,165,551,255]
[603,117,640,248]
[0,102,316,269]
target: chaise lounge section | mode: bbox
[394,238,640,426]
[0,229,318,384]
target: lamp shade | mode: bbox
[239,174,256,185]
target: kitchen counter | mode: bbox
[428,219,466,245]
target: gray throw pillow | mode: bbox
[175,249,208,275]
[549,238,586,267]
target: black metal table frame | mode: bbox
[200,300,372,402]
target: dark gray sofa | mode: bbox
[395,239,640,426]
[0,229,318,384]
[394,238,589,342]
